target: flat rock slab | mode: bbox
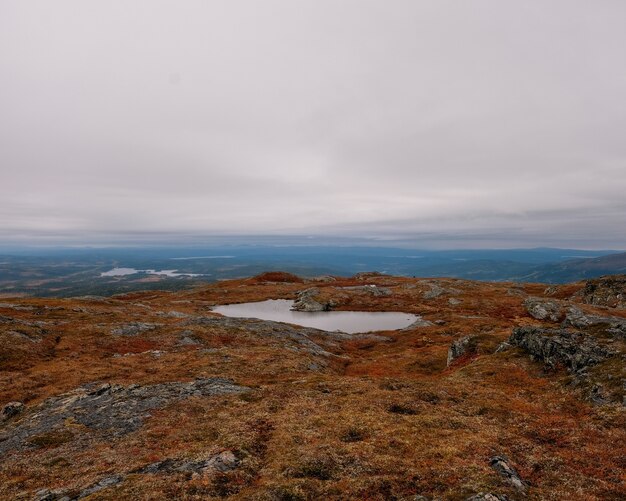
[0,378,249,455]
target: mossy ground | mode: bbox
[0,275,624,500]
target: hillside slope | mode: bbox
[0,273,624,500]
[520,252,626,283]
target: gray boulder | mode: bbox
[447,336,476,366]
[489,455,528,492]
[291,288,331,312]
[524,297,562,322]
[1,401,24,421]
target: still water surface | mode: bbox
[212,299,418,334]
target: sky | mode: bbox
[1,0,625,249]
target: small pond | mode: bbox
[212,299,419,334]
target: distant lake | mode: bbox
[212,299,419,333]
[170,256,235,260]
[100,267,206,278]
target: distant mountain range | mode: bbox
[516,252,626,283]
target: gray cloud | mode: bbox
[1,0,625,248]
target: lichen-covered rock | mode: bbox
[423,283,446,299]
[1,401,24,421]
[465,494,510,501]
[34,488,70,501]
[580,275,626,309]
[509,326,615,372]
[135,450,239,475]
[489,455,528,492]
[291,288,331,312]
[562,306,626,339]
[447,336,476,366]
[111,322,161,336]
[524,297,563,322]
[0,378,249,455]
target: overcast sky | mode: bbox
[1,1,625,249]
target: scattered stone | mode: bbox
[495,341,513,353]
[543,286,559,296]
[448,298,462,306]
[111,322,161,336]
[465,494,510,501]
[354,271,385,280]
[311,275,336,282]
[341,285,392,297]
[447,336,476,366]
[0,378,249,455]
[76,475,123,498]
[157,311,189,318]
[1,401,24,421]
[72,295,108,302]
[588,382,611,405]
[524,297,563,322]
[403,317,434,329]
[178,330,201,345]
[489,456,528,492]
[0,303,34,311]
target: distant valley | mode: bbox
[0,247,625,298]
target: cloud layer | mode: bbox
[2,1,625,248]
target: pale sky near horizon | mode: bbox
[1,1,625,248]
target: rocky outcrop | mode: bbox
[134,450,239,475]
[187,316,338,355]
[423,282,461,300]
[423,283,446,299]
[447,336,476,366]
[509,327,616,372]
[489,456,528,492]
[33,451,239,500]
[0,378,249,455]
[340,285,392,297]
[562,306,626,339]
[111,322,161,336]
[291,288,332,312]
[580,275,626,309]
[524,297,563,322]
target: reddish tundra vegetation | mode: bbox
[0,272,624,500]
